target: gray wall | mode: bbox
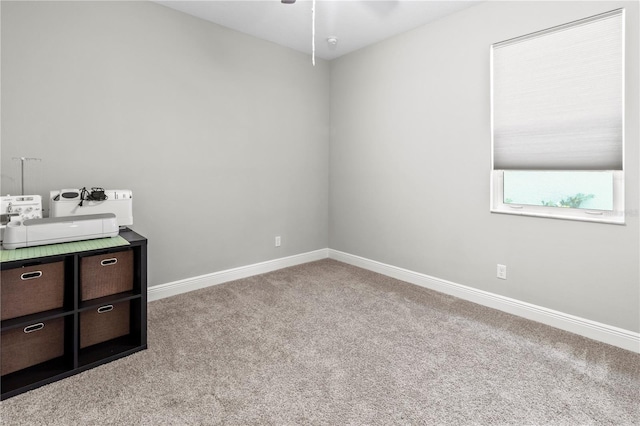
[330,1,640,332]
[3,1,638,333]
[1,1,330,287]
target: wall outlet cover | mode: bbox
[497,264,507,280]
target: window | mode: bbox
[490,9,625,224]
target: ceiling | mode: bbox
[155,1,483,61]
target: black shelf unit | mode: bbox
[0,229,147,400]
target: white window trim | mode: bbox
[490,170,625,225]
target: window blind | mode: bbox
[492,9,624,170]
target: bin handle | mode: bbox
[24,323,44,333]
[21,271,42,280]
[97,305,114,314]
[100,258,118,266]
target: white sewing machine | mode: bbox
[50,189,133,227]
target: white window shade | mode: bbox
[492,10,624,170]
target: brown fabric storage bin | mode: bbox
[80,250,133,301]
[1,317,65,376]
[1,262,65,320]
[80,300,130,349]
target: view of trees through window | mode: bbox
[503,171,613,211]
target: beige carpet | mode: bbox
[1,259,639,425]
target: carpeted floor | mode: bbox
[1,259,639,425]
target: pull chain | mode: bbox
[312,0,316,66]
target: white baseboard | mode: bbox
[148,249,329,302]
[328,249,640,353]
[147,247,639,353]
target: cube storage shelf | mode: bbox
[0,229,147,400]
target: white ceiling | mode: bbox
[155,1,483,60]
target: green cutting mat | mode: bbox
[0,236,130,262]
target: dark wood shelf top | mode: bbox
[118,228,147,246]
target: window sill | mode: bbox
[490,206,625,225]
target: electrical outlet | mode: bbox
[275,236,281,247]
[497,264,507,280]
